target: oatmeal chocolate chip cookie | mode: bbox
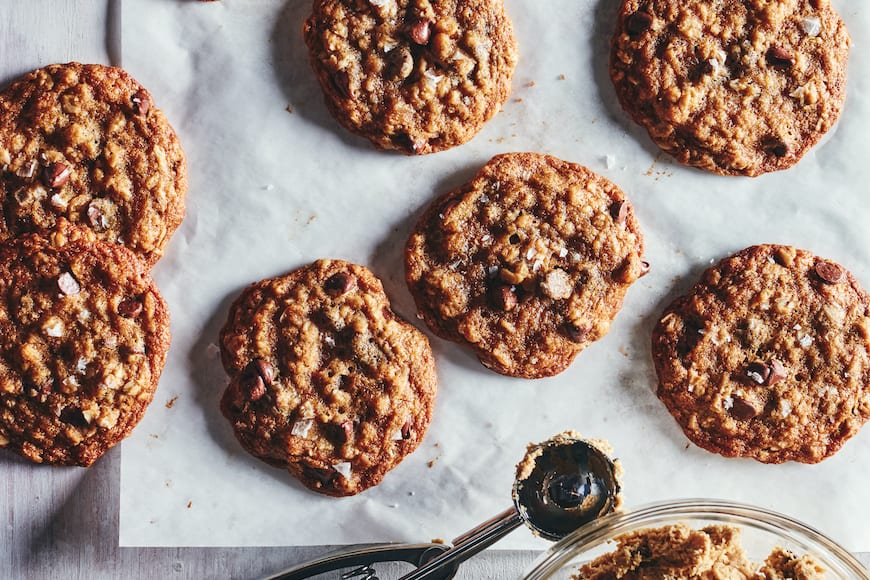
[405,153,646,379]
[303,0,518,155]
[219,259,437,497]
[652,245,870,464]
[0,222,171,466]
[610,0,850,176]
[0,62,187,265]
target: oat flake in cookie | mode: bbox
[0,223,170,466]
[610,0,850,176]
[303,0,518,155]
[652,245,870,464]
[0,63,187,265]
[219,260,437,497]
[405,153,646,379]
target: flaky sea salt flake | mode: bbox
[801,17,821,37]
[291,418,314,437]
[333,461,352,479]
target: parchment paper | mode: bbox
[118,0,870,550]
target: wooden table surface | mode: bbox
[1,2,868,579]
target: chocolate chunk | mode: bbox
[767,359,787,385]
[43,162,71,189]
[131,89,151,116]
[745,360,787,386]
[814,261,843,284]
[730,396,758,420]
[610,200,630,225]
[325,272,358,296]
[563,323,588,343]
[389,46,414,80]
[331,70,354,99]
[409,19,432,45]
[745,361,771,385]
[766,46,795,69]
[241,373,266,402]
[340,420,354,443]
[489,283,517,311]
[59,407,89,428]
[254,358,275,386]
[117,298,143,318]
[626,11,653,37]
[401,417,412,440]
[303,466,336,485]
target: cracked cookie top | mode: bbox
[0,223,170,466]
[219,259,437,497]
[303,0,518,154]
[405,153,646,379]
[610,0,850,176]
[0,63,187,265]
[652,244,870,463]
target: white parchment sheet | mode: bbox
[119,0,870,550]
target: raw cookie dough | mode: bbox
[575,523,826,579]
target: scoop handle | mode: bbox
[398,508,523,580]
[264,543,453,580]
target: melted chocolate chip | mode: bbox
[814,261,844,284]
[409,19,432,45]
[59,407,89,428]
[563,323,588,343]
[324,272,357,296]
[766,46,795,69]
[118,298,143,318]
[303,466,337,485]
[330,70,353,99]
[610,200,630,225]
[730,396,758,420]
[43,162,71,189]
[489,283,517,311]
[132,89,151,116]
[254,358,275,386]
[626,11,653,37]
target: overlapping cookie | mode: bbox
[611,0,850,176]
[652,244,870,463]
[304,0,518,154]
[0,62,187,265]
[219,259,437,496]
[406,153,646,379]
[0,223,170,466]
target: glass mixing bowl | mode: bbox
[523,499,870,579]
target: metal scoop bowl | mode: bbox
[268,433,621,580]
